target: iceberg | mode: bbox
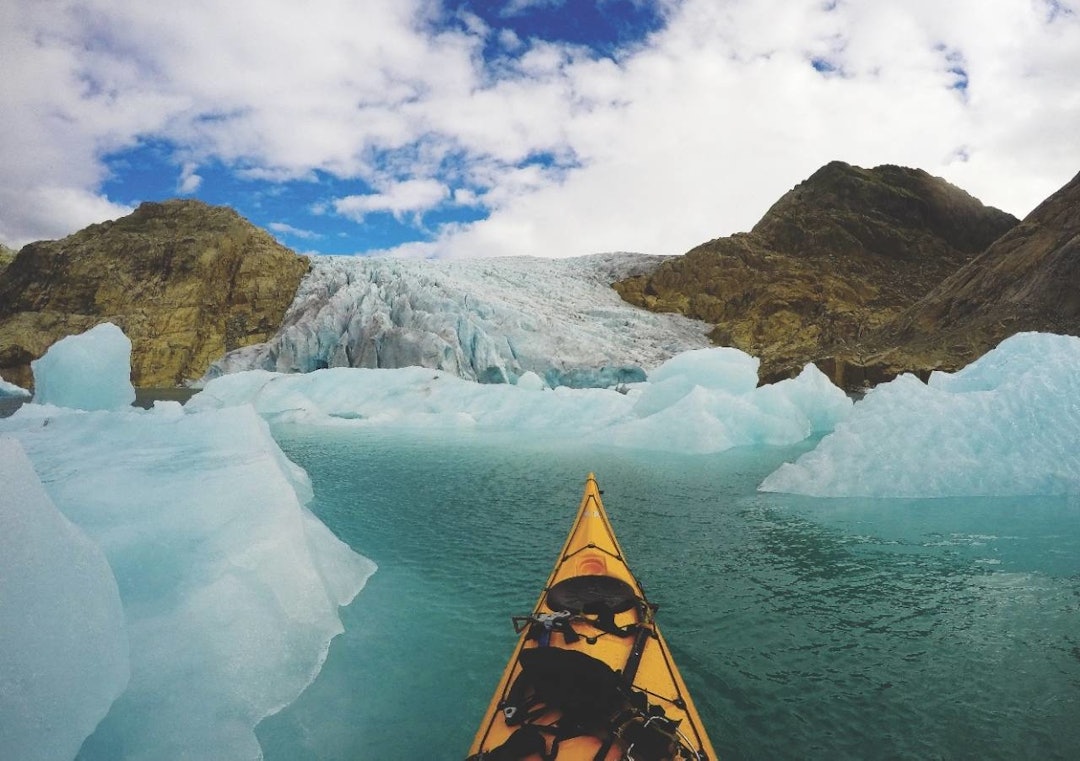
[1,403,377,761]
[0,438,129,761]
[0,371,30,398]
[30,322,135,410]
[201,254,712,387]
[0,326,377,761]
[760,332,1080,497]
[190,348,853,454]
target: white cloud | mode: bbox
[408,0,1080,257]
[1,0,1078,257]
[177,162,202,194]
[500,0,566,18]
[267,222,321,240]
[332,179,450,222]
[0,187,133,247]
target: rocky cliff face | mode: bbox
[868,168,1080,373]
[0,200,310,388]
[614,162,1019,385]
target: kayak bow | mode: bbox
[467,473,717,760]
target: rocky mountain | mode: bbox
[0,200,310,388]
[869,167,1080,374]
[614,161,1019,385]
[3,161,1074,393]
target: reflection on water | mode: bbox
[260,426,1080,760]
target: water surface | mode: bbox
[259,425,1080,760]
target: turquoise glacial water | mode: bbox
[258,425,1080,760]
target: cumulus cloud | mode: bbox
[1,0,1078,256]
[332,179,450,222]
[177,163,202,194]
[414,0,1080,257]
[0,187,133,247]
[267,222,321,240]
[500,0,566,17]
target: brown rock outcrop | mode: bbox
[0,200,310,388]
[614,161,1019,385]
[868,168,1080,373]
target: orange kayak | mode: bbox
[467,473,717,760]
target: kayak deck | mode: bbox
[467,473,716,760]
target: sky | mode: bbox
[2,0,1079,258]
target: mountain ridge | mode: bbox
[614,161,1021,385]
[866,167,1080,374]
[2,160,1076,391]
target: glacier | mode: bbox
[201,253,712,387]
[760,332,1080,497]
[0,325,377,761]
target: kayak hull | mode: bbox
[467,473,716,760]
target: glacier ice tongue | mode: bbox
[201,254,712,387]
[0,438,129,761]
[760,332,1080,497]
[30,322,135,410]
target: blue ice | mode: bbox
[761,332,1080,497]
[0,324,376,761]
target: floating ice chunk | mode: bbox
[631,374,699,418]
[608,385,738,452]
[927,332,1075,394]
[0,438,129,761]
[0,404,376,761]
[763,363,854,434]
[514,370,546,390]
[760,332,1080,497]
[648,346,760,393]
[0,371,30,398]
[603,352,850,453]
[191,348,852,455]
[31,322,135,410]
